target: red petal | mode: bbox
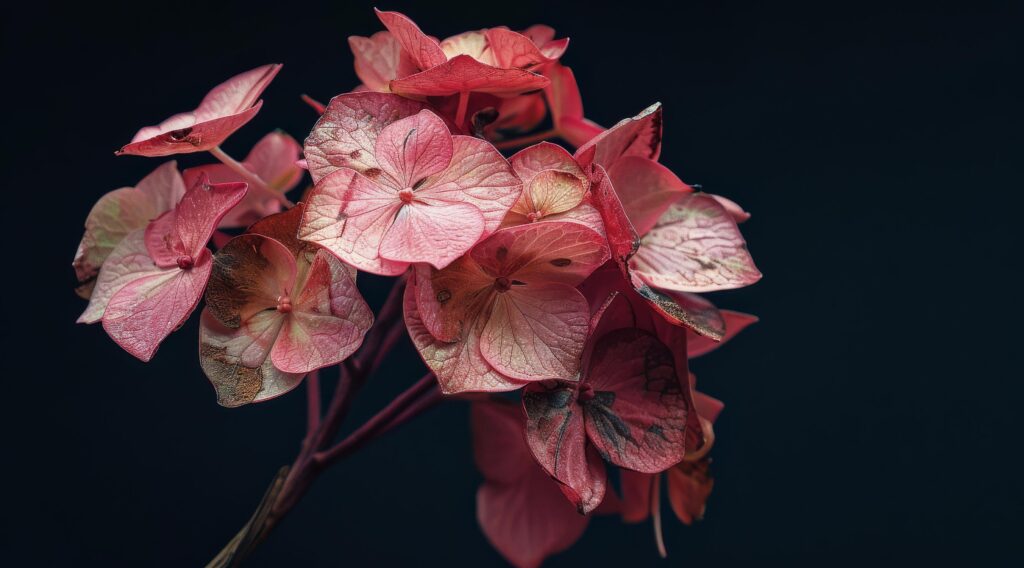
[688,310,759,358]
[575,103,662,168]
[607,156,692,236]
[373,110,454,188]
[389,55,549,98]
[374,9,447,70]
[143,175,247,267]
[666,459,714,525]
[348,31,418,92]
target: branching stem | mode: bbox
[209,146,295,207]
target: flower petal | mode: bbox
[471,220,609,287]
[523,383,607,514]
[545,64,602,147]
[378,202,485,269]
[632,193,762,292]
[666,459,714,525]
[575,103,662,168]
[144,175,247,267]
[583,328,689,473]
[481,284,589,381]
[102,250,212,361]
[373,110,454,188]
[303,92,427,183]
[349,31,417,92]
[485,28,556,70]
[688,310,759,358]
[389,55,549,98]
[204,234,296,328]
[78,229,165,324]
[607,156,692,236]
[473,401,590,568]
[374,9,447,70]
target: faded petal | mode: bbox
[688,310,759,358]
[575,103,662,168]
[374,110,454,188]
[349,31,417,92]
[79,229,164,324]
[471,221,609,287]
[378,202,485,268]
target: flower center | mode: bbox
[276,295,293,313]
[578,383,596,401]
[494,277,511,293]
[527,211,542,222]
[176,255,194,270]
[398,188,415,204]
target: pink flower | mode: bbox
[300,103,521,274]
[501,142,602,228]
[116,64,281,157]
[200,206,373,407]
[406,220,609,393]
[73,161,186,298]
[545,63,603,147]
[80,174,248,361]
[472,400,590,568]
[184,131,303,228]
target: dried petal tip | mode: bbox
[176,255,194,269]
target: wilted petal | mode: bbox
[204,234,296,328]
[404,277,522,393]
[303,92,427,183]
[199,309,301,408]
[583,328,689,473]
[102,250,213,361]
[389,55,549,98]
[666,459,714,524]
[618,470,657,523]
[439,30,493,65]
[378,202,485,268]
[575,103,662,168]
[373,110,454,187]
[374,9,447,70]
[271,251,372,373]
[607,156,691,236]
[413,259,494,343]
[523,383,607,514]
[632,193,762,292]
[688,310,759,358]
[473,401,589,568]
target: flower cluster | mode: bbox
[74,8,759,566]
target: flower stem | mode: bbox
[454,90,470,130]
[209,146,295,207]
[494,128,559,150]
[305,370,321,435]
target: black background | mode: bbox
[4,0,1021,565]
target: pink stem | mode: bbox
[301,94,326,114]
[454,90,470,130]
[210,146,295,207]
[494,128,559,150]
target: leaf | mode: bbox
[117,64,280,157]
[389,55,549,98]
[303,92,427,183]
[607,156,692,236]
[404,276,523,393]
[574,102,663,168]
[523,382,607,514]
[481,283,590,381]
[583,328,689,473]
[374,8,447,70]
[74,162,186,297]
[473,401,590,568]
[632,193,762,292]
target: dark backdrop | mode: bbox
[4,0,1021,565]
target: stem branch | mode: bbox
[210,146,294,207]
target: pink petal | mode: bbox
[710,193,751,223]
[373,110,454,188]
[199,309,301,407]
[632,193,762,292]
[607,156,692,236]
[523,383,607,514]
[583,328,689,473]
[374,9,447,70]
[298,168,407,276]
[78,229,165,324]
[348,31,418,92]
[102,249,212,361]
[74,162,186,296]
[416,135,522,236]
[144,176,247,267]
[694,391,725,424]
[378,202,486,268]
[303,92,427,183]
[439,30,493,65]
[245,204,308,256]
[545,64,602,147]
[473,401,590,568]
[509,141,584,185]
[404,276,523,394]
[412,258,494,343]
[688,310,759,358]
[271,251,372,373]
[575,103,662,168]
[481,284,589,381]
[666,459,714,525]
[117,64,280,157]
[389,55,549,98]
[618,470,657,523]
[485,28,556,70]
[471,220,609,287]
